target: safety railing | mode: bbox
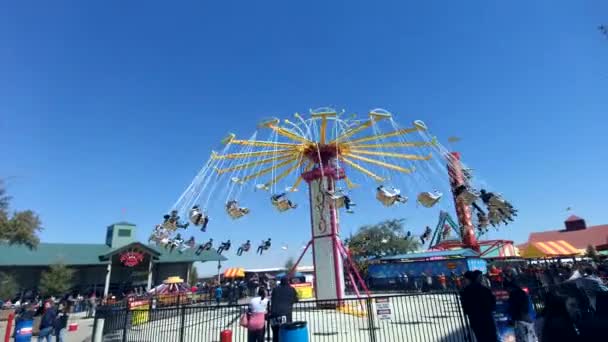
[93,291,473,342]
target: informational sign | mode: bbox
[492,288,537,342]
[129,300,150,326]
[292,282,314,299]
[375,298,392,320]
[493,290,515,342]
[120,250,145,267]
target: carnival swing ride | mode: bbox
[149,108,517,301]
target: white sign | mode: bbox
[375,298,392,320]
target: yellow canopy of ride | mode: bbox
[520,240,582,258]
[224,268,245,278]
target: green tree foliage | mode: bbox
[39,264,74,297]
[347,219,421,259]
[188,264,199,286]
[346,219,421,278]
[0,181,43,249]
[284,257,295,272]
[586,244,600,262]
[0,272,18,301]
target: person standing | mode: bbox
[461,271,498,342]
[54,303,69,342]
[269,277,298,342]
[38,301,57,342]
[505,280,537,342]
[246,288,269,342]
[87,292,97,318]
[214,285,223,306]
[438,274,447,291]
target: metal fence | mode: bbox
[93,291,473,342]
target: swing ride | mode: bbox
[153,107,517,301]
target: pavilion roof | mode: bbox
[0,241,226,266]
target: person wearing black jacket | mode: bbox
[269,277,299,342]
[54,304,69,342]
[38,303,57,342]
[460,271,497,342]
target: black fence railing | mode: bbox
[93,292,473,342]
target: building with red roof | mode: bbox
[519,215,608,255]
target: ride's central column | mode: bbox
[302,166,346,302]
[447,151,479,252]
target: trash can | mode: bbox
[14,319,33,342]
[279,321,308,342]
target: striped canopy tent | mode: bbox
[224,267,245,278]
[520,240,582,258]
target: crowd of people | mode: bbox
[459,261,608,342]
[3,298,80,342]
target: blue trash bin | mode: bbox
[279,321,308,342]
[14,319,33,342]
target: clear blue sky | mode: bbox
[2,1,607,276]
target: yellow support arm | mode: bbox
[228,139,301,148]
[288,161,313,192]
[320,116,328,144]
[239,157,298,183]
[311,111,336,145]
[347,126,422,145]
[343,153,414,174]
[348,150,432,161]
[330,120,374,143]
[263,156,305,187]
[267,125,312,144]
[212,148,298,160]
[349,137,437,149]
[340,157,385,182]
[215,154,294,175]
[330,111,391,143]
[344,177,359,189]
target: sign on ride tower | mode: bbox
[447,152,479,252]
[302,165,346,302]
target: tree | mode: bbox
[348,219,421,259]
[284,257,295,272]
[0,181,43,249]
[0,272,18,301]
[586,244,600,262]
[347,219,421,279]
[39,264,74,297]
[188,264,199,286]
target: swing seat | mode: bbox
[334,196,346,208]
[273,199,292,212]
[457,189,478,206]
[255,184,270,191]
[325,192,346,208]
[189,207,207,226]
[271,197,295,212]
[376,188,406,206]
[162,221,178,231]
[417,192,443,208]
[227,206,249,219]
[376,190,398,206]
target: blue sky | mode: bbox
[2,1,607,276]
